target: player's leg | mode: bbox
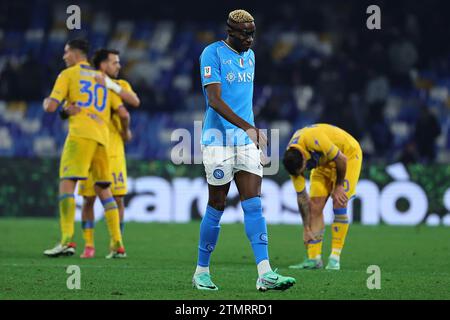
[91,144,125,258]
[234,144,295,291]
[289,168,331,269]
[234,171,295,291]
[95,184,125,258]
[80,196,96,258]
[193,182,230,290]
[110,154,128,235]
[57,178,78,249]
[327,152,363,270]
[193,145,233,290]
[114,196,125,234]
[44,136,96,257]
[78,171,97,258]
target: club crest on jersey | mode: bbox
[249,59,253,66]
[204,66,211,78]
[239,58,244,68]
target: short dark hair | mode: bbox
[282,148,304,176]
[91,48,120,69]
[66,38,90,56]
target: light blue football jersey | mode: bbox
[199,40,255,146]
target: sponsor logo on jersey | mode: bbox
[237,72,254,83]
[226,72,236,84]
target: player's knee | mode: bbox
[208,198,226,211]
[310,198,325,217]
[114,196,124,208]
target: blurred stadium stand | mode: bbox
[0,0,449,163]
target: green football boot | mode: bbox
[192,272,219,291]
[256,269,296,291]
[325,257,340,270]
[289,257,323,269]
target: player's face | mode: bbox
[227,20,255,52]
[105,54,121,79]
[63,45,76,67]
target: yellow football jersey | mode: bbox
[287,124,361,193]
[49,61,122,146]
[108,79,135,157]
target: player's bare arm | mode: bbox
[332,152,348,207]
[205,83,267,149]
[95,73,140,108]
[42,98,59,112]
[117,105,132,142]
[296,189,315,243]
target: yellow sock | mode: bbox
[331,208,350,260]
[102,198,123,249]
[81,221,95,248]
[59,194,76,245]
[307,229,324,260]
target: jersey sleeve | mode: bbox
[109,91,123,111]
[305,129,340,161]
[118,79,134,93]
[291,174,306,193]
[49,70,70,104]
[200,45,221,86]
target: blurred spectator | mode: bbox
[0,0,449,162]
[398,140,419,165]
[414,105,441,163]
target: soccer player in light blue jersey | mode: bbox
[192,9,296,291]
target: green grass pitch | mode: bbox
[1,218,449,300]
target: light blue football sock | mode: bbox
[197,205,223,267]
[242,196,269,264]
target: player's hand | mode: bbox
[303,228,316,245]
[332,184,348,207]
[247,127,268,150]
[122,129,133,142]
[64,102,81,116]
[94,73,106,87]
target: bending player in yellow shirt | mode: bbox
[282,124,363,270]
[63,48,140,258]
[42,39,127,258]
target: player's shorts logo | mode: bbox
[226,72,236,84]
[260,233,268,242]
[206,244,215,252]
[213,169,225,179]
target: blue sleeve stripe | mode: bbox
[308,239,323,244]
[61,176,87,181]
[49,97,61,104]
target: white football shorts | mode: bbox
[202,143,263,186]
